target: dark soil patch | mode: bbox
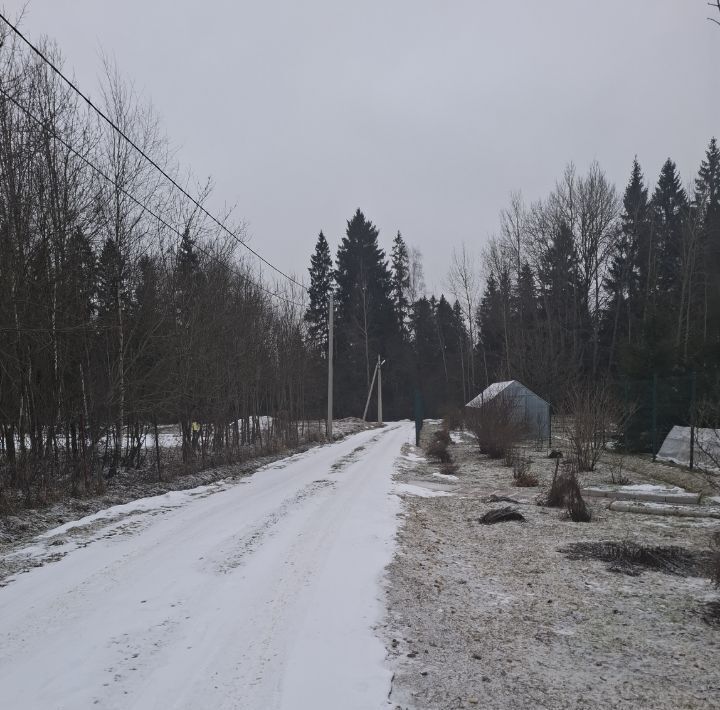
[702,601,720,626]
[560,540,712,577]
[479,507,525,524]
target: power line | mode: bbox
[0,84,305,309]
[0,11,308,294]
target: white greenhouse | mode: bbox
[465,380,551,444]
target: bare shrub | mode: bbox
[694,400,720,472]
[305,428,325,444]
[565,381,634,472]
[441,406,464,432]
[564,473,591,522]
[512,456,538,487]
[608,455,630,485]
[433,428,452,447]
[542,458,589,519]
[440,462,459,476]
[545,458,567,507]
[503,446,518,468]
[426,439,451,464]
[465,394,528,460]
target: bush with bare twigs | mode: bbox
[608,455,630,485]
[565,381,634,472]
[441,406,464,432]
[564,472,591,522]
[440,462,459,476]
[433,428,452,447]
[503,445,518,468]
[465,395,528,460]
[694,399,720,472]
[542,458,590,520]
[512,456,538,487]
[425,438,452,464]
[545,458,567,507]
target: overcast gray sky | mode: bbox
[4,0,720,293]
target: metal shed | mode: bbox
[465,380,550,443]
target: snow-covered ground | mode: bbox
[385,427,720,709]
[0,422,414,710]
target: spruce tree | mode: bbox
[334,209,395,414]
[650,158,687,297]
[694,138,720,361]
[602,159,649,367]
[537,221,586,384]
[304,231,333,353]
[176,228,204,326]
[476,275,505,383]
[390,231,411,339]
[97,237,123,323]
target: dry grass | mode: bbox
[560,540,711,577]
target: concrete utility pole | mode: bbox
[326,292,334,440]
[363,354,386,423]
[362,360,378,422]
[377,354,383,424]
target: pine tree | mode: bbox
[390,231,411,339]
[304,231,333,353]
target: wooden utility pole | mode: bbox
[327,293,334,440]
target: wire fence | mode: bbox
[618,371,719,464]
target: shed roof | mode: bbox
[465,380,549,408]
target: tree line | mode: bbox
[305,144,720,443]
[304,211,470,422]
[0,29,310,499]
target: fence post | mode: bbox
[651,373,658,461]
[689,371,696,471]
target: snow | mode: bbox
[432,472,459,482]
[394,482,453,498]
[450,431,466,444]
[35,484,231,539]
[0,422,415,709]
[584,483,687,495]
[620,483,686,494]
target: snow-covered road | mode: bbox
[0,422,414,710]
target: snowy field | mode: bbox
[0,422,414,710]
